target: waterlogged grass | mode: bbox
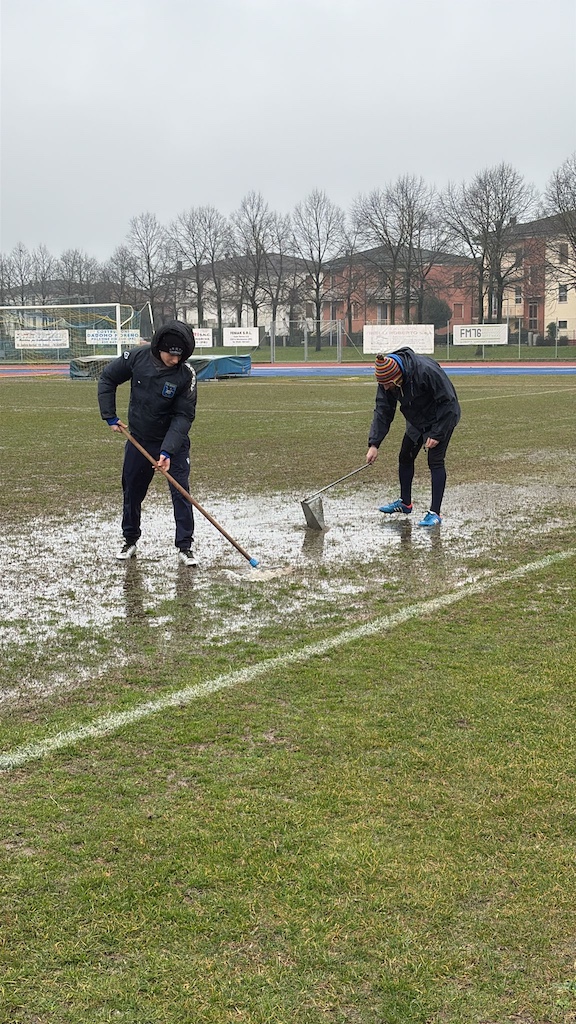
[1,374,576,513]
[1,374,576,1022]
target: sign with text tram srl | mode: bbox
[223,327,259,348]
[363,324,434,355]
[453,324,508,345]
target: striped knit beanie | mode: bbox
[375,353,402,385]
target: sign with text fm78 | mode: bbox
[86,330,141,345]
[453,324,508,345]
[223,327,259,348]
[15,330,70,349]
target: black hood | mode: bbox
[150,320,196,361]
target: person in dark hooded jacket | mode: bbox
[366,347,460,526]
[98,320,198,563]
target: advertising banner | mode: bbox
[452,324,508,345]
[363,324,435,355]
[223,327,259,348]
[192,328,213,347]
[15,330,70,349]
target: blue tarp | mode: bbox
[191,354,251,380]
[69,353,251,380]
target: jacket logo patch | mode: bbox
[162,382,177,398]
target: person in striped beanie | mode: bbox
[366,348,461,526]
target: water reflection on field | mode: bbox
[0,481,572,706]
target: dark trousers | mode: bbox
[398,423,456,515]
[121,437,194,550]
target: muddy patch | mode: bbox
[1,481,574,707]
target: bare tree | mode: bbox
[441,164,536,323]
[331,218,364,339]
[31,245,57,304]
[170,207,213,326]
[292,189,345,350]
[203,207,231,343]
[405,192,451,324]
[0,253,15,304]
[125,212,174,321]
[545,153,576,287]
[353,180,411,324]
[10,243,33,305]
[229,192,274,327]
[101,245,137,304]
[483,164,537,320]
[391,176,443,323]
[261,211,296,326]
[56,248,100,303]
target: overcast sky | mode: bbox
[1,0,575,261]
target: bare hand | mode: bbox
[157,454,171,472]
[424,438,439,450]
[366,445,379,464]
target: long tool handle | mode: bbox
[305,462,370,502]
[118,425,259,567]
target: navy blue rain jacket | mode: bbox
[368,347,460,448]
[98,321,197,454]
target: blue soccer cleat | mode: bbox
[417,510,442,526]
[379,499,413,515]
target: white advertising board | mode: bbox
[223,327,259,348]
[453,324,508,345]
[193,328,213,347]
[363,324,435,355]
[15,329,70,349]
[86,330,141,346]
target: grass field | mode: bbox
[1,374,576,1024]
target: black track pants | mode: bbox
[121,436,194,550]
[398,423,456,515]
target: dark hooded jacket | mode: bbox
[368,347,460,448]
[98,320,197,454]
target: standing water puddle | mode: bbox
[0,482,573,706]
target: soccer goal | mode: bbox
[0,302,153,363]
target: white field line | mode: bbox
[1,548,575,772]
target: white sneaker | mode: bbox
[178,546,198,567]
[117,541,137,560]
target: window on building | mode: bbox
[515,287,522,304]
[514,250,523,267]
[305,302,314,318]
[453,272,462,288]
[377,303,388,324]
[528,303,538,330]
[453,302,463,318]
[558,320,568,329]
[529,266,539,285]
[559,284,568,303]
[559,243,568,264]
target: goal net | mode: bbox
[0,303,153,363]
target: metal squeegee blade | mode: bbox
[301,495,325,530]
